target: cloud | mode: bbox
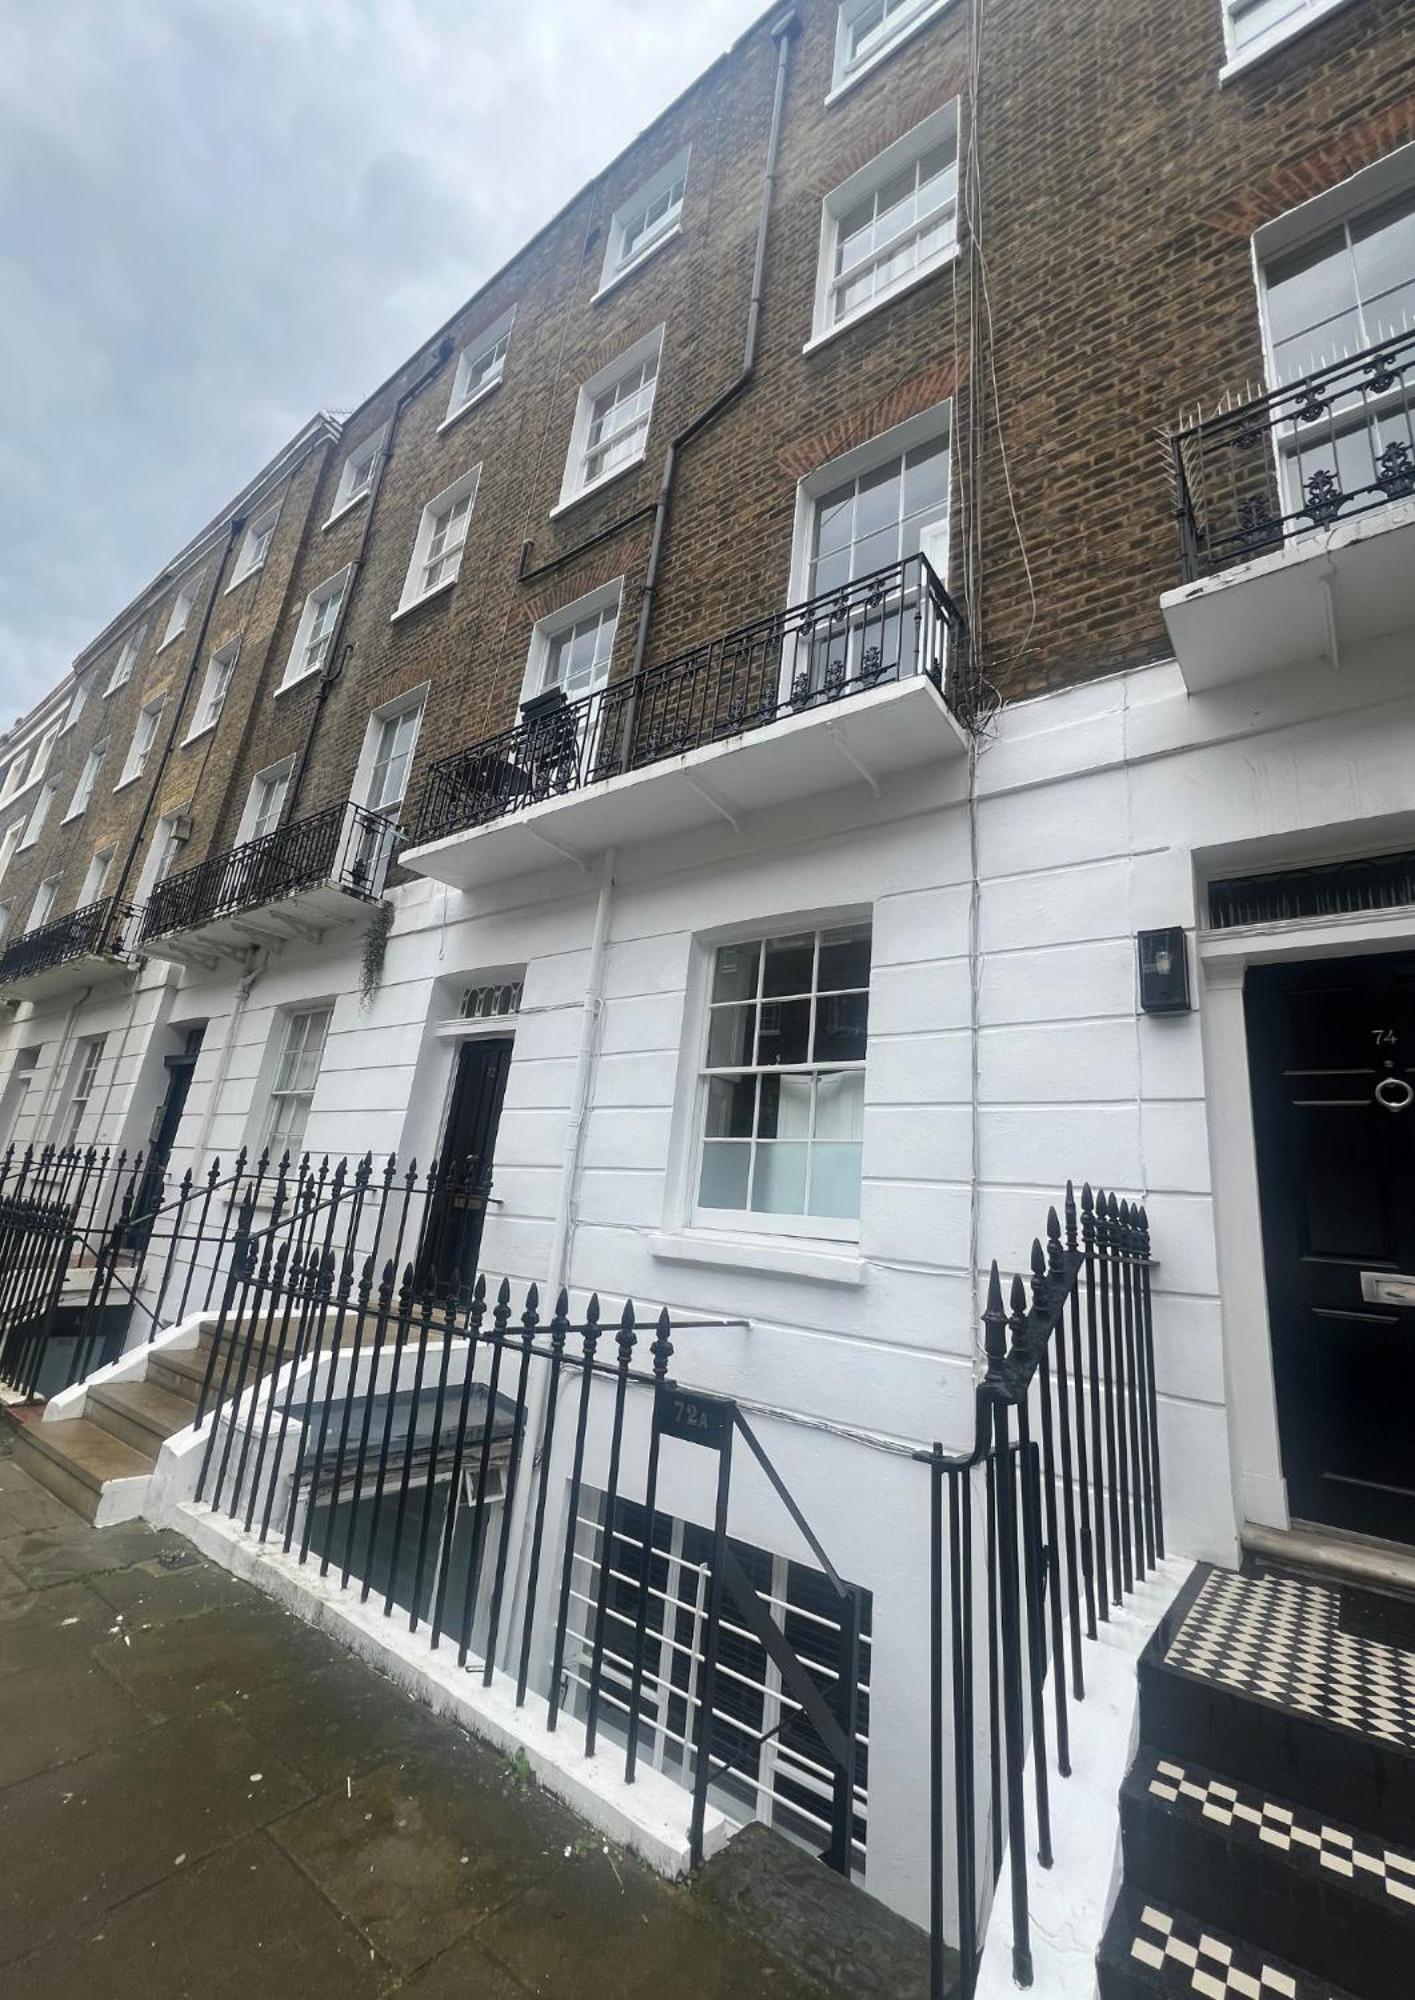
[0,0,752,728]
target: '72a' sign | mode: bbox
[657,1385,734,1449]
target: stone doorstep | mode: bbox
[173,1495,734,1887]
[1098,1890,1361,2000]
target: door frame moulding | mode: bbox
[1198,899,1415,1540]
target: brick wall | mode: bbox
[6,0,1412,904]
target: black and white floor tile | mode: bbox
[1124,1902,1352,1998]
[1140,1752,1415,1911]
[1164,1568,1415,1749]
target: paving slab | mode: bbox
[222,1650,445,1795]
[88,1547,259,1622]
[0,1708,312,1963]
[478,1850,829,2000]
[0,1457,82,1536]
[91,1594,339,1720]
[0,1575,122,1676]
[3,1829,389,1999]
[0,1654,154,1787]
[269,1751,564,1974]
[2,1515,193,1588]
[395,1931,534,1997]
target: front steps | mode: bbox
[1099,1562,1415,1999]
[11,1327,241,1525]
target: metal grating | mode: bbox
[1208,849,1415,931]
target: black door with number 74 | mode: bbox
[416,1036,513,1303]
[1247,952,1415,1546]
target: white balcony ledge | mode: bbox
[140,879,376,970]
[403,671,968,893]
[0,946,134,1005]
[1162,494,1415,694]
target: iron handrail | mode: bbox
[142,799,393,944]
[0,895,137,986]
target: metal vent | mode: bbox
[460,979,522,1020]
[1208,849,1415,931]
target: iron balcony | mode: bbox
[0,895,139,1002]
[1164,330,1415,691]
[404,552,971,891]
[140,799,396,966]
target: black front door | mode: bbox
[418,1036,513,1301]
[135,1024,206,1224]
[1247,953,1415,1545]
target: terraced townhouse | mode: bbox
[2,0,1414,1994]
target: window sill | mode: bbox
[181,723,217,747]
[390,575,458,623]
[273,666,321,698]
[111,773,144,795]
[647,1228,866,1288]
[323,492,370,532]
[101,682,128,700]
[437,379,502,435]
[156,631,188,655]
[1217,0,1360,81]
[591,225,682,305]
[803,244,960,357]
[550,453,646,520]
[58,809,86,826]
[823,0,958,107]
[224,563,265,595]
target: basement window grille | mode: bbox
[1208,849,1415,931]
[460,980,522,1020]
[562,1489,871,1871]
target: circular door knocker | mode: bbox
[1374,1076,1414,1112]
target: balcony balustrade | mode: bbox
[140,800,396,966]
[1165,331,1415,689]
[405,553,971,889]
[0,895,138,1001]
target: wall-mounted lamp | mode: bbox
[1137,927,1191,1014]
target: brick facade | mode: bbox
[3,0,1411,916]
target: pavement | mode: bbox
[0,1425,838,1998]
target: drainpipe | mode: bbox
[186,951,265,1179]
[628,11,797,683]
[105,516,246,941]
[280,337,455,829]
[500,847,615,1675]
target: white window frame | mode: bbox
[556,327,664,513]
[596,151,690,300]
[828,0,955,101]
[159,578,198,651]
[116,697,164,790]
[394,466,480,617]
[26,877,61,935]
[186,640,240,742]
[63,741,109,822]
[121,806,189,952]
[238,759,294,846]
[105,623,145,696]
[261,1005,333,1162]
[685,920,873,1243]
[0,821,22,889]
[521,578,624,706]
[228,499,281,590]
[326,425,388,526]
[808,102,960,351]
[0,903,10,947]
[279,567,352,693]
[78,845,116,907]
[18,781,58,851]
[353,688,427,816]
[441,308,515,430]
[59,683,88,735]
[57,1034,106,1147]
[787,400,953,605]
[1220,0,1361,82]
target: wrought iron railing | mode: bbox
[921,1187,1163,1998]
[142,799,394,944]
[412,553,969,847]
[1174,330,1415,582]
[0,895,135,989]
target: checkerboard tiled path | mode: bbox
[1137,1749,1415,1911]
[1118,1900,1358,1999]
[1164,1567,1415,1749]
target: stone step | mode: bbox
[12,1416,153,1525]
[146,1341,244,1402]
[1121,1745,1415,2000]
[86,1378,201,1457]
[1137,1563,1415,1844]
[1098,1891,1358,1999]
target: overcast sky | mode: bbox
[0,0,754,730]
